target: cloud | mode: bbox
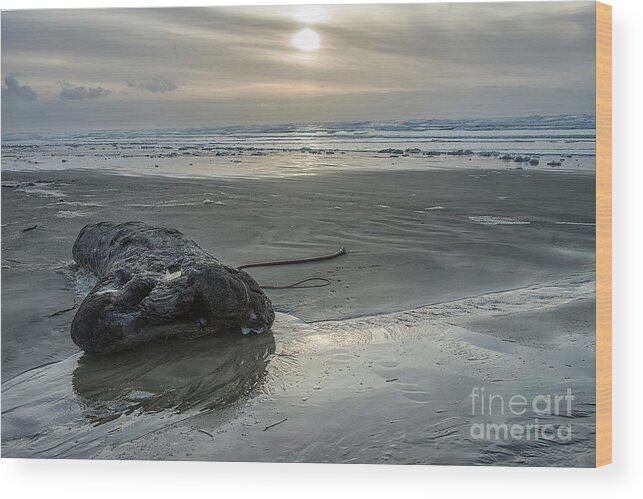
[60,85,111,100]
[127,78,177,93]
[1,4,596,132]
[2,76,37,101]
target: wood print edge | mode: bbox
[595,0,612,468]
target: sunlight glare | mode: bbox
[292,28,321,52]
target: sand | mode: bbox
[1,167,596,465]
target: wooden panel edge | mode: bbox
[595,0,612,468]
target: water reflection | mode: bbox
[72,330,275,422]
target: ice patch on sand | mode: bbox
[468,216,530,226]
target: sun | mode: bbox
[292,28,321,52]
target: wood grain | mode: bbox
[595,1,612,468]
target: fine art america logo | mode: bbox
[470,387,575,442]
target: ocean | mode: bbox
[1,114,596,178]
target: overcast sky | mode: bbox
[1,2,596,133]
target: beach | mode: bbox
[0,0,610,481]
[1,164,596,465]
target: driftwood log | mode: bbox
[71,222,275,354]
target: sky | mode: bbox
[1,2,596,133]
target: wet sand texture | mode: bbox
[1,168,596,465]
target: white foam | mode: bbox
[55,210,90,218]
[125,390,156,401]
[468,215,530,226]
[127,202,201,208]
[555,221,596,226]
[56,201,103,207]
[73,267,99,298]
[18,187,67,198]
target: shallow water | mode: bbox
[1,275,595,465]
[1,154,596,464]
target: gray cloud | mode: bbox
[1,3,597,133]
[2,76,37,101]
[60,86,111,100]
[127,78,177,93]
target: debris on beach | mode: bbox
[70,222,275,354]
[48,304,78,318]
[263,418,288,431]
[197,429,214,438]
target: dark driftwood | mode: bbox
[71,222,275,354]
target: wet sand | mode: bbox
[1,167,596,465]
